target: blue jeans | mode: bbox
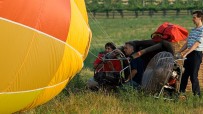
[124,80,140,90]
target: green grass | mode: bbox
[85,15,193,68]
[23,16,203,114]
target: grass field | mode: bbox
[24,16,203,114]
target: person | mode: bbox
[123,41,144,88]
[178,11,203,96]
[87,42,122,90]
[93,42,121,72]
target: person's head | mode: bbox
[192,11,203,25]
[104,42,116,53]
[124,41,135,56]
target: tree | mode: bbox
[193,0,203,10]
[186,0,195,11]
[85,0,100,17]
[113,0,125,18]
[146,0,158,17]
[160,0,170,17]
[128,0,143,17]
[172,0,186,16]
[101,0,113,18]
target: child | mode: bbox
[87,42,122,90]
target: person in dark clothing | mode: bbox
[123,41,144,87]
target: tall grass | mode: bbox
[24,16,203,114]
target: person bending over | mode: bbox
[123,41,144,88]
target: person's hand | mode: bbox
[114,49,122,53]
[113,49,122,56]
[182,53,187,59]
[124,79,130,83]
[128,54,134,60]
[126,56,133,62]
[175,52,182,59]
[101,55,107,62]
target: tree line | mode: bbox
[85,0,203,18]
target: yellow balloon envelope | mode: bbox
[0,0,91,113]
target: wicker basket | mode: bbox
[171,40,203,91]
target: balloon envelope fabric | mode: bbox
[0,0,92,113]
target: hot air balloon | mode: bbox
[0,0,91,113]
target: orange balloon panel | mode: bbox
[0,0,91,113]
[0,0,71,41]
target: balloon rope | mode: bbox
[87,8,113,42]
[87,8,115,61]
[88,50,102,60]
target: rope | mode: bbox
[87,8,113,42]
[87,8,115,61]
[88,51,102,60]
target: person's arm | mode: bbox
[125,58,139,82]
[93,59,100,69]
[175,41,188,58]
[125,69,137,82]
[93,54,103,69]
[178,41,188,53]
[182,41,200,58]
[94,63,103,69]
